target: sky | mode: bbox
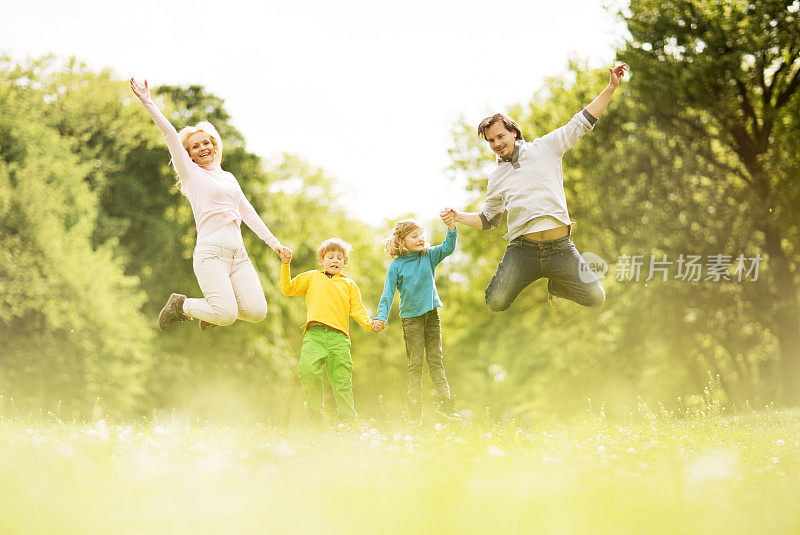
[0,0,626,226]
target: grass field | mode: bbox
[1,401,799,535]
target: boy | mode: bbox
[280,238,373,423]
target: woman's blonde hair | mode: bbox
[172,121,223,192]
[385,219,428,258]
[179,121,223,166]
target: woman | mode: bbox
[130,78,290,332]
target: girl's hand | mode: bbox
[609,63,627,88]
[130,78,152,102]
[371,319,386,333]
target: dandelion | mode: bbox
[487,445,506,457]
[686,451,735,483]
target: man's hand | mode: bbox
[441,208,485,230]
[440,208,457,231]
[440,207,457,227]
[585,63,628,118]
[371,319,386,333]
[609,63,627,89]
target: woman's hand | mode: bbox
[130,77,152,103]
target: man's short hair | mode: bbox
[478,113,523,141]
[317,238,353,263]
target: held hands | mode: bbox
[371,319,386,333]
[440,207,457,231]
[275,244,293,264]
[608,63,627,88]
[129,78,152,103]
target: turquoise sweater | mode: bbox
[375,228,457,322]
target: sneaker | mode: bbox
[436,397,462,422]
[405,400,423,427]
[158,293,187,331]
[199,320,217,332]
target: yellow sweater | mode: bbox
[280,264,372,337]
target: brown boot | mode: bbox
[158,293,187,331]
[199,320,217,332]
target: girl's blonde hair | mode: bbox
[172,122,223,192]
[385,219,428,258]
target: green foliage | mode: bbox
[618,0,800,401]
[4,3,799,422]
[444,0,800,413]
[0,62,151,414]
[0,56,400,419]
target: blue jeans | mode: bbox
[485,236,605,311]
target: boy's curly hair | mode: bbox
[318,238,353,263]
[384,219,428,258]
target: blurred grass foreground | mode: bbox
[1,399,799,535]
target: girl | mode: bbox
[130,78,290,331]
[373,217,460,423]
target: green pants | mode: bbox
[299,324,356,422]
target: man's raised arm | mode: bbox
[584,63,627,119]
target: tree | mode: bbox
[620,0,800,403]
[0,56,401,419]
[445,54,793,417]
[0,64,152,414]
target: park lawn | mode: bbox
[0,407,798,535]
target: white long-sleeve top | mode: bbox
[142,99,280,249]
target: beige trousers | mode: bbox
[184,242,267,326]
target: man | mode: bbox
[442,63,627,312]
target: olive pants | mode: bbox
[401,308,451,404]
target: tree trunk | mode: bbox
[762,223,800,406]
[735,123,800,406]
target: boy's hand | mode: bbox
[371,319,386,333]
[276,245,293,264]
[440,208,457,231]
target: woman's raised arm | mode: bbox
[130,77,193,180]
